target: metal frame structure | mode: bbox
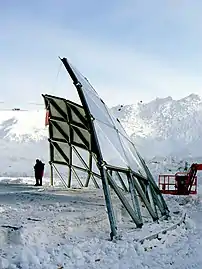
[43,94,101,189]
[42,57,169,240]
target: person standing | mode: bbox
[34,159,45,186]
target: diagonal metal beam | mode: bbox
[50,120,70,143]
[49,139,70,164]
[116,171,128,192]
[69,104,89,128]
[128,173,142,223]
[71,167,84,187]
[71,125,89,148]
[49,98,68,121]
[132,174,158,221]
[52,163,69,188]
[107,170,143,227]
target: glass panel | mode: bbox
[83,90,114,126]
[94,121,127,168]
[109,171,125,189]
[119,134,146,176]
[118,172,129,191]
[68,63,114,126]
[89,174,101,188]
[72,149,87,169]
[114,117,129,138]
[66,61,149,175]
[69,62,99,96]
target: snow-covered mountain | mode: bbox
[0,110,47,142]
[1,93,202,176]
[0,110,48,177]
[111,94,202,158]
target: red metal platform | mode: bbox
[158,172,197,195]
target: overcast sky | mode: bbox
[1,0,202,108]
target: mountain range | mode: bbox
[111,93,202,158]
[0,93,202,177]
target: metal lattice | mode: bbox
[42,57,169,240]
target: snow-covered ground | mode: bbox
[0,176,200,269]
[1,95,202,268]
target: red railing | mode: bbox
[158,173,197,195]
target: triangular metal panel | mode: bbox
[51,121,70,141]
[71,110,84,125]
[51,143,69,164]
[50,103,64,119]
[71,126,90,145]
[43,93,101,190]
[49,98,68,120]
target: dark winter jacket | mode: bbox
[34,161,45,178]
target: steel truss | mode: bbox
[42,57,169,240]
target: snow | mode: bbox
[1,95,202,267]
[0,109,48,177]
[0,177,200,269]
[0,179,186,268]
[0,110,47,142]
[112,94,202,158]
[0,94,202,176]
